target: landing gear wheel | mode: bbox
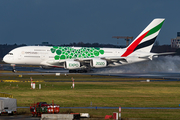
[69,70,77,73]
[12,69,17,73]
[11,64,17,73]
[69,70,88,73]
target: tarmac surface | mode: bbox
[1,106,180,120]
[0,115,40,120]
[1,64,180,80]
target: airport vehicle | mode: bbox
[3,18,171,73]
[0,97,17,115]
[30,102,59,117]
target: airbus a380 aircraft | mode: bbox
[3,18,171,73]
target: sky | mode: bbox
[0,0,180,46]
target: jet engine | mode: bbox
[90,58,107,68]
[64,60,81,69]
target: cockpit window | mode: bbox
[8,53,13,55]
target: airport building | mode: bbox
[171,32,180,48]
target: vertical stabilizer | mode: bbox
[121,18,165,57]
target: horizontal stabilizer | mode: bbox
[154,52,176,56]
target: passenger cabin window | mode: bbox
[104,51,112,53]
[34,49,46,51]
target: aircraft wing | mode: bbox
[40,59,65,68]
[100,57,128,63]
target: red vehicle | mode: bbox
[30,102,59,117]
[47,104,60,114]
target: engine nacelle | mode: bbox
[90,59,107,68]
[64,60,81,69]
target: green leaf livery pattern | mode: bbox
[50,47,105,60]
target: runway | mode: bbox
[89,72,180,79]
[1,64,180,81]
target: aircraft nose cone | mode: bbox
[3,55,8,63]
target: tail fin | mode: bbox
[121,18,165,57]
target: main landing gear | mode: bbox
[69,69,88,73]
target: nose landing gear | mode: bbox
[11,64,17,73]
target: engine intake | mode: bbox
[64,60,81,69]
[90,59,107,68]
